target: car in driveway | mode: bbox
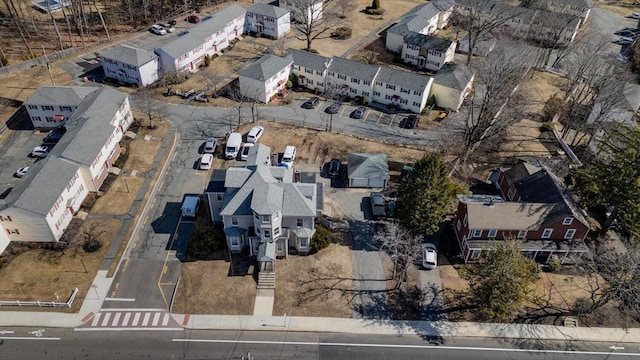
[615,36,635,45]
[370,192,386,219]
[159,23,175,32]
[204,138,217,153]
[400,115,419,129]
[247,126,264,143]
[328,158,341,178]
[325,101,342,114]
[150,24,167,35]
[30,145,50,158]
[187,15,200,24]
[422,243,438,270]
[199,153,213,170]
[240,143,254,161]
[351,106,366,119]
[43,127,66,143]
[14,166,29,178]
[301,97,319,109]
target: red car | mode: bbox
[187,15,200,24]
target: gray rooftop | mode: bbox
[24,86,98,107]
[347,153,390,180]
[545,0,593,10]
[57,87,128,167]
[404,32,453,52]
[328,57,380,82]
[155,3,245,59]
[375,67,432,92]
[238,54,294,81]
[100,44,158,67]
[387,2,440,36]
[247,143,272,167]
[288,48,331,72]
[247,3,289,18]
[433,63,474,90]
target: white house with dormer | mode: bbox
[385,0,454,53]
[278,0,323,24]
[155,4,245,75]
[245,3,290,39]
[0,86,133,255]
[238,54,294,103]
[401,33,456,71]
[288,48,331,92]
[100,44,160,87]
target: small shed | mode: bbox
[347,153,390,188]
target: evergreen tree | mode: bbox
[371,0,381,9]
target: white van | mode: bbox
[281,146,296,164]
[225,132,242,159]
[181,195,200,218]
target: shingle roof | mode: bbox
[404,32,453,52]
[387,2,440,36]
[375,67,432,92]
[24,86,98,107]
[347,153,390,180]
[288,48,331,72]
[100,44,158,67]
[247,3,289,18]
[251,182,284,214]
[328,57,380,82]
[247,143,272,167]
[155,3,245,59]
[57,87,128,167]
[238,54,294,81]
[282,183,315,217]
[464,201,563,230]
[433,63,474,90]
[502,161,542,186]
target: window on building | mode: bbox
[471,229,482,238]
[413,102,420,107]
[507,188,515,200]
[328,71,335,76]
[542,228,553,238]
[231,237,239,246]
[471,250,481,259]
[562,217,573,225]
[264,230,270,238]
[305,68,313,74]
[517,230,527,238]
[488,229,498,237]
[277,240,284,252]
[28,104,38,109]
[231,216,239,226]
[362,91,369,97]
[373,91,380,96]
[296,218,304,227]
[363,80,370,86]
[351,78,359,84]
[316,70,322,75]
[216,194,223,201]
[375,81,382,86]
[338,74,346,80]
[413,90,422,96]
[262,215,269,223]
[300,237,308,248]
[274,227,280,236]
[42,105,54,111]
[564,229,576,239]
[6,228,20,235]
[386,84,395,90]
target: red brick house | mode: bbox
[454,161,591,264]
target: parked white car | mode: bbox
[247,126,264,143]
[30,145,50,159]
[240,143,255,161]
[14,166,29,178]
[150,24,167,35]
[422,243,437,270]
[629,12,640,20]
[199,153,213,170]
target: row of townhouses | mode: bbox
[238,49,475,113]
[99,1,322,87]
[0,86,134,255]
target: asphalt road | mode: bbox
[1,328,639,360]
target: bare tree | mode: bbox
[290,0,344,51]
[451,0,526,66]
[461,41,533,163]
[334,0,355,19]
[374,222,422,289]
[93,0,110,41]
[136,87,167,129]
[271,36,289,57]
[46,0,65,50]
[529,13,580,68]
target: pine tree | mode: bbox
[371,0,381,10]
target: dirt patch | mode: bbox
[132,116,172,138]
[597,2,640,16]
[172,255,257,315]
[90,176,144,215]
[123,141,161,173]
[0,219,122,312]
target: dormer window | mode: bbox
[562,217,573,225]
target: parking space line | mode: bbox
[387,114,397,126]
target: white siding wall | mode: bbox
[291,65,326,92]
[25,104,77,130]
[138,59,160,86]
[45,170,89,240]
[276,14,291,38]
[372,80,431,113]
[0,209,53,243]
[325,72,375,102]
[239,75,268,103]
[430,77,472,112]
[100,56,160,87]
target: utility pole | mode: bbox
[42,45,55,86]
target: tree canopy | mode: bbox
[395,152,460,237]
[462,240,539,320]
[572,126,640,243]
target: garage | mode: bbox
[347,153,389,189]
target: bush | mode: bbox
[204,54,212,67]
[540,122,554,132]
[311,224,332,251]
[83,239,103,253]
[285,80,293,89]
[542,95,567,121]
[187,226,225,259]
[547,257,562,272]
[371,0,381,9]
[289,73,299,88]
[332,27,352,40]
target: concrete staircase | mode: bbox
[257,271,275,289]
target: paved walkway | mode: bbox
[252,289,274,316]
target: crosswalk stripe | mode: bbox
[111,313,122,326]
[122,312,131,326]
[91,313,102,327]
[152,313,161,326]
[142,313,151,326]
[132,313,141,326]
[101,312,112,327]
[161,313,170,326]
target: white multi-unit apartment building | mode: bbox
[0,86,133,253]
[100,44,160,87]
[385,0,454,53]
[278,0,323,24]
[325,57,378,101]
[288,49,331,92]
[24,86,100,130]
[155,4,245,75]
[372,67,433,113]
[238,54,294,103]
[401,33,456,71]
[245,3,290,39]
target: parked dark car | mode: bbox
[168,19,177,26]
[325,101,342,114]
[370,192,386,219]
[187,15,200,24]
[400,115,419,129]
[43,127,66,143]
[351,106,366,119]
[329,158,341,178]
[301,97,319,109]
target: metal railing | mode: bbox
[0,287,79,308]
